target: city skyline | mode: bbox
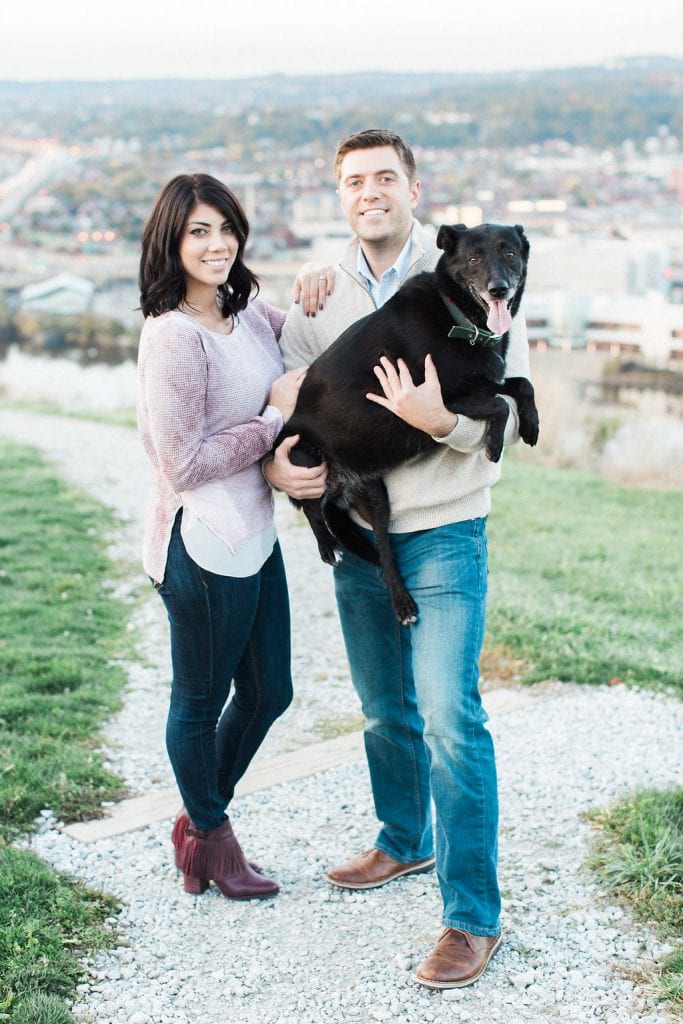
[2,0,682,81]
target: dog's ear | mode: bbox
[436,223,468,253]
[513,224,530,257]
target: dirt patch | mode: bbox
[479,643,531,690]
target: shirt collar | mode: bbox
[356,229,414,289]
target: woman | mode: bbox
[137,173,320,900]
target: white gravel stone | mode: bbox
[442,988,466,1001]
[1,409,681,1024]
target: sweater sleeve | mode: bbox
[279,302,326,369]
[139,317,283,493]
[249,297,287,341]
[433,306,531,453]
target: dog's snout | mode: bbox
[487,281,509,299]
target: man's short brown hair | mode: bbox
[334,129,417,183]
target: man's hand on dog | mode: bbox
[367,354,458,438]
[264,435,328,499]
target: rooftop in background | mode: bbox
[19,272,94,315]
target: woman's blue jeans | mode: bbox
[333,518,500,936]
[154,516,293,831]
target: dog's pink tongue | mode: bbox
[487,300,512,335]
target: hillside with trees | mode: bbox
[1,57,682,150]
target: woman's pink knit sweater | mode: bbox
[136,299,286,584]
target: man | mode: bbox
[266,129,533,988]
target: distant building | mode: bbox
[524,291,683,364]
[527,238,670,298]
[19,272,94,315]
[290,192,347,241]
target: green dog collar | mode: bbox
[440,292,503,347]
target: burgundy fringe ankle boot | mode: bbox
[178,818,279,899]
[172,808,263,885]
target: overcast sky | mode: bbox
[3,0,682,79]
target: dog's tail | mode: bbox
[323,503,380,565]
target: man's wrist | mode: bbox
[431,412,458,438]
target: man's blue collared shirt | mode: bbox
[357,233,413,309]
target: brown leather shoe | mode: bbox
[416,928,502,989]
[325,848,435,890]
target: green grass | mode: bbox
[486,460,683,695]
[315,712,366,740]
[586,789,682,1005]
[0,437,132,1022]
[0,845,119,1023]
[657,946,683,1003]
[588,791,682,934]
[0,438,130,833]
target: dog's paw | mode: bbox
[318,539,342,566]
[393,593,418,626]
[520,413,540,447]
[485,443,504,463]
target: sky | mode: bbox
[2,0,683,80]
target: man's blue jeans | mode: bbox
[155,516,293,831]
[333,518,500,936]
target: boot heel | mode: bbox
[183,874,209,894]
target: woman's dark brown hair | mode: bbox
[138,173,258,319]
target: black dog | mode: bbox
[276,223,539,624]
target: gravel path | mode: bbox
[1,408,680,1024]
